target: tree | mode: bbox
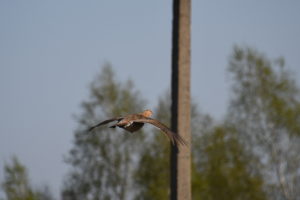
[134,94,172,200]
[227,46,300,200]
[1,157,52,200]
[62,64,146,200]
[134,92,213,200]
[1,157,36,200]
[134,91,267,200]
[170,0,192,199]
[192,126,267,200]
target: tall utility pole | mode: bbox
[170,0,191,200]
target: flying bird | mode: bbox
[88,109,187,146]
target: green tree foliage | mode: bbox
[1,157,40,200]
[135,92,265,200]
[227,46,300,199]
[228,46,300,136]
[133,94,172,200]
[192,126,266,200]
[62,64,146,200]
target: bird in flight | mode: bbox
[88,109,187,146]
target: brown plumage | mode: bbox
[88,109,187,146]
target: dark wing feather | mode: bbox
[131,117,187,146]
[88,117,123,132]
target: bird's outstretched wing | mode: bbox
[88,117,123,132]
[131,117,188,146]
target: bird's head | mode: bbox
[142,109,153,117]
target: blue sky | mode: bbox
[1,0,300,198]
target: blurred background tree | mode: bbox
[2,157,36,200]
[1,157,53,200]
[134,90,266,200]
[227,46,300,200]
[192,126,267,200]
[134,92,214,200]
[61,64,147,200]
[133,93,172,200]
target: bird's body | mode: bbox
[121,122,144,133]
[89,109,187,146]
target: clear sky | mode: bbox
[1,0,300,198]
